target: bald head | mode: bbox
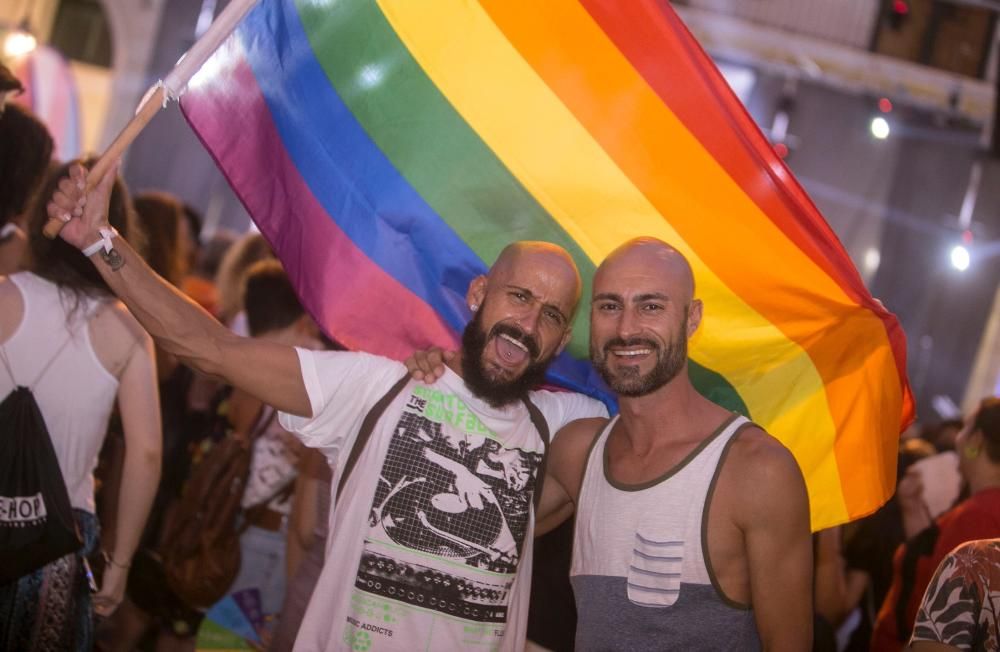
[488,241,583,315]
[590,238,700,397]
[459,241,582,406]
[595,237,695,304]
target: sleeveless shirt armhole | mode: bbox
[4,272,28,344]
[84,301,128,387]
[575,416,616,506]
[701,419,757,611]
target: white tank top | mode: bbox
[0,272,119,512]
[570,413,762,650]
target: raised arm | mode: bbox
[49,163,311,416]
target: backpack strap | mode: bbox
[336,374,411,501]
[520,394,550,512]
[0,344,15,386]
[0,333,75,389]
[334,377,553,513]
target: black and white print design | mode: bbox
[354,390,542,621]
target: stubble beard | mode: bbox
[591,330,688,398]
[460,308,553,408]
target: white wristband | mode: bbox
[81,227,119,257]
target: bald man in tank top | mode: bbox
[537,238,813,651]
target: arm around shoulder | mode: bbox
[536,417,608,536]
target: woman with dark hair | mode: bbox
[872,397,1000,650]
[133,192,190,289]
[214,232,274,331]
[0,102,54,275]
[0,162,162,650]
[132,192,192,386]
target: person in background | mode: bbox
[814,437,937,651]
[908,537,1000,651]
[214,232,274,332]
[872,397,1000,650]
[269,448,333,652]
[0,162,161,650]
[217,260,320,637]
[102,260,319,651]
[133,192,190,289]
[0,100,54,275]
[181,227,256,431]
[132,192,193,390]
[180,204,203,272]
[95,192,200,652]
[0,61,22,105]
[180,214,234,317]
[923,419,965,454]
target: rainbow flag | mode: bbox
[180,0,913,529]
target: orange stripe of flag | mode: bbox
[481,0,905,514]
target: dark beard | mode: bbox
[591,331,687,398]
[460,310,552,408]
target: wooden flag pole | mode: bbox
[41,85,166,239]
[43,0,259,239]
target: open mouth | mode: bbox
[495,332,531,366]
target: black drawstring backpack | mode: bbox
[0,338,83,584]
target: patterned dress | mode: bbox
[911,538,1000,652]
[0,511,99,651]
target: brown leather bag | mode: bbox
[159,400,274,608]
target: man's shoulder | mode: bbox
[723,423,807,510]
[524,388,609,438]
[294,349,408,418]
[279,350,408,438]
[527,388,609,418]
[303,348,406,381]
[727,423,794,466]
[550,415,610,458]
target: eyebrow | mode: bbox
[507,285,569,323]
[593,292,670,304]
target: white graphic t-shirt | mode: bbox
[279,349,607,652]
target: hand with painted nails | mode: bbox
[45,161,119,253]
[404,347,456,384]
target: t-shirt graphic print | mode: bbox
[347,384,541,650]
[280,350,608,652]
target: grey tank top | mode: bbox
[570,413,762,651]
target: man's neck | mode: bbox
[615,372,724,457]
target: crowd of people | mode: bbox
[2,73,1000,652]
